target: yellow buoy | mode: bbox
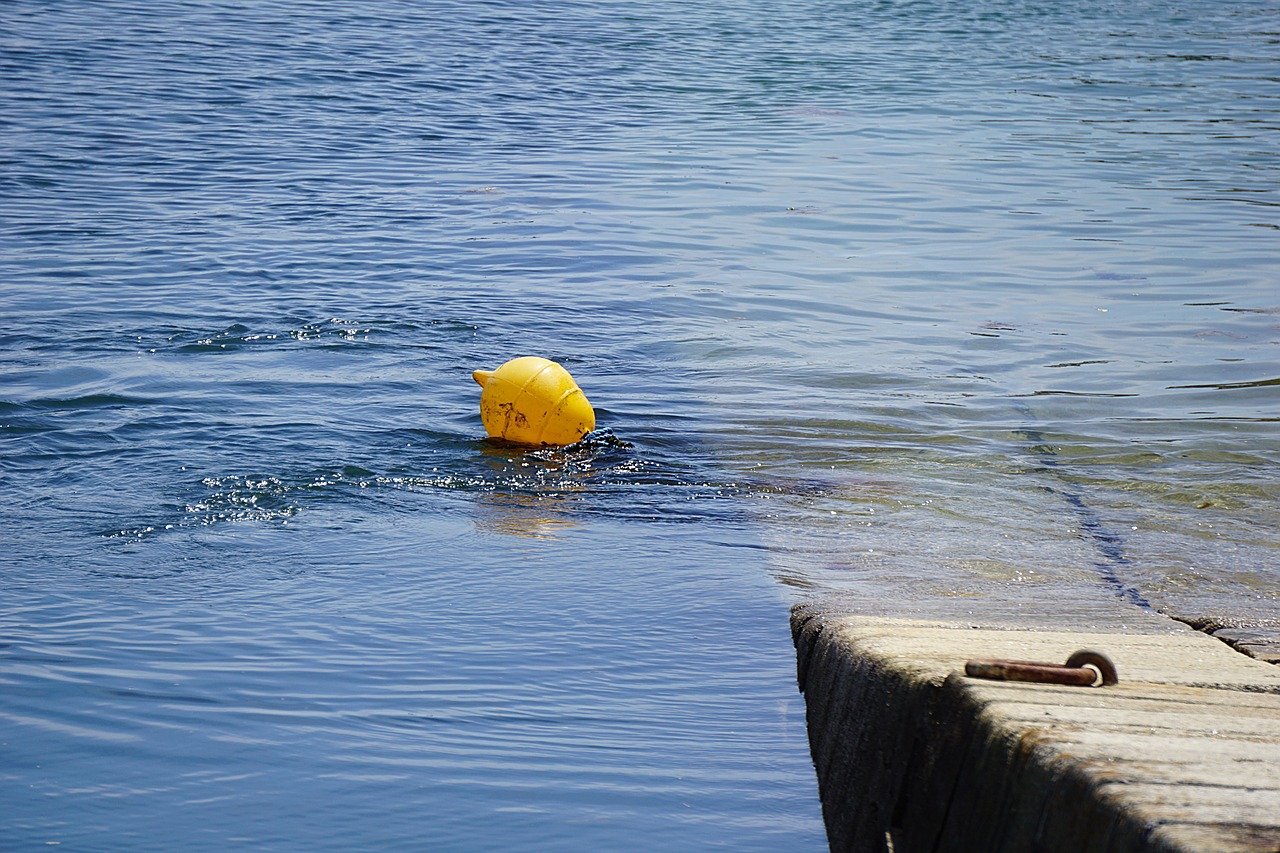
[471,356,595,446]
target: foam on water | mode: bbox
[2,0,1277,848]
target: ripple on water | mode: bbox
[2,0,1278,848]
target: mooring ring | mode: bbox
[964,649,1118,687]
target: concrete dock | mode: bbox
[791,604,1280,852]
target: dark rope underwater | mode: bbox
[1014,409,1155,611]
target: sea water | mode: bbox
[2,0,1277,849]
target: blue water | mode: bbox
[3,0,1279,849]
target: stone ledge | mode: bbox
[792,605,1280,853]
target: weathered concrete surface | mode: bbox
[1211,628,1280,666]
[792,605,1280,853]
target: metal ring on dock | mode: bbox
[964,649,1118,687]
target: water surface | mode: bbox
[3,0,1279,849]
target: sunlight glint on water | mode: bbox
[2,0,1277,849]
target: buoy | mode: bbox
[471,356,595,446]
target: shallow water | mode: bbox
[3,0,1279,849]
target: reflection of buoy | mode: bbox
[471,356,595,446]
